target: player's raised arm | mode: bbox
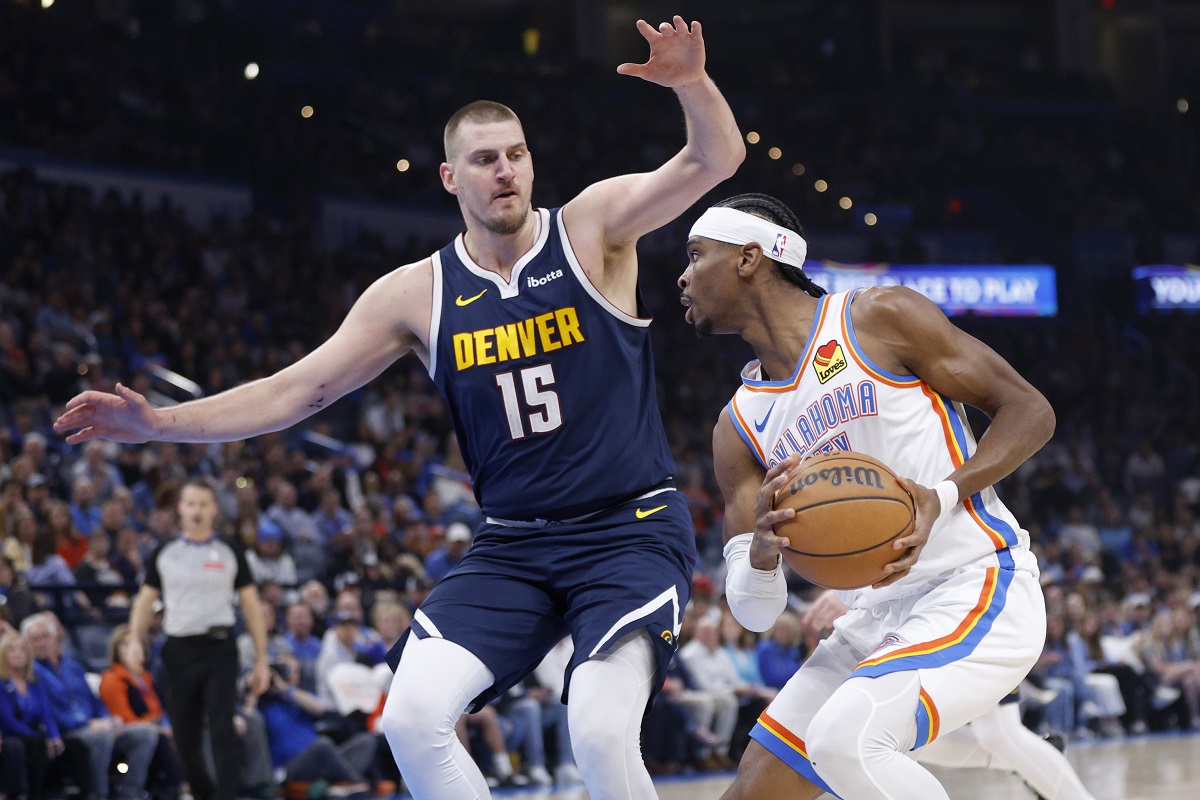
[564,16,745,250]
[54,260,433,445]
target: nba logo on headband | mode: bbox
[772,234,786,259]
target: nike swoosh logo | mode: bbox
[456,289,488,307]
[635,505,668,519]
[754,402,777,433]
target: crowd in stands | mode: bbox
[2,2,1200,798]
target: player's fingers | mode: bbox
[659,21,677,37]
[690,19,703,40]
[65,428,96,445]
[761,508,794,527]
[872,567,909,588]
[615,63,647,76]
[62,391,103,411]
[633,19,658,41]
[672,15,688,35]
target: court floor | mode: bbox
[487,731,1200,799]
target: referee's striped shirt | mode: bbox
[146,535,254,637]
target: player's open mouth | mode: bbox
[680,294,694,323]
[493,190,518,201]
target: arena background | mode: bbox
[1,1,1199,798]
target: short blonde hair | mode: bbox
[0,631,35,682]
[443,100,521,161]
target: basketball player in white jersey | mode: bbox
[677,193,1055,800]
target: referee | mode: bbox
[130,479,270,800]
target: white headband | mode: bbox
[689,207,807,269]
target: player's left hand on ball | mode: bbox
[616,16,706,89]
[872,477,935,588]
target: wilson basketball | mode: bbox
[772,452,914,590]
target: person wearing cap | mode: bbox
[423,522,473,584]
[314,608,368,707]
[128,479,270,800]
[246,518,298,587]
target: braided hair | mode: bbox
[712,193,827,298]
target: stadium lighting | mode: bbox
[746,131,760,144]
[839,197,853,210]
[244,62,260,80]
[814,180,828,193]
[396,159,411,172]
[301,105,314,118]
[864,213,878,226]
[1178,98,1190,114]
[116,763,129,774]
[791,163,806,176]
[768,147,782,160]
[41,0,54,8]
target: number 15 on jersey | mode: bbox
[495,364,563,440]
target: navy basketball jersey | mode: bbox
[428,207,676,521]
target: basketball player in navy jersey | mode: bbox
[55,16,744,800]
[677,193,1054,800]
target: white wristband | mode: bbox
[933,480,960,523]
[723,533,787,632]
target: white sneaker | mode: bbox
[527,765,553,786]
[1153,685,1182,709]
[555,763,584,787]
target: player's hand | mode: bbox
[750,456,798,571]
[872,477,935,588]
[801,589,850,637]
[617,16,706,89]
[53,383,159,445]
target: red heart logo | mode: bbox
[815,340,838,365]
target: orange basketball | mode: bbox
[772,452,914,590]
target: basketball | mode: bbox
[772,452,915,590]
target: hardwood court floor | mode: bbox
[485,731,1200,800]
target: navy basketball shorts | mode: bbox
[386,488,696,712]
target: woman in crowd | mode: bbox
[0,631,62,800]
[97,625,187,800]
[1140,607,1200,729]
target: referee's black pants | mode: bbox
[162,635,242,800]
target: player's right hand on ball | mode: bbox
[751,456,798,570]
[53,383,159,445]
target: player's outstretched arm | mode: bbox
[565,16,745,250]
[54,260,432,445]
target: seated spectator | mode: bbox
[321,590,386,666]
[251,653,374,793]
[0,630,63,800]
[48,500,88,572]
[282,601,322,693]
[245,519,298,587]
[368,600,411,652]
[1140,607,1200,730]
[67,478,103,542]
[530,637,581,787]
[72,526,127,614]
[238,599,293,674]
[25,528,96,621]
[97,625,188,799]
[0,554,38,627]
[423,522,472,584]
[755,611,805,690]
[1066,611,1129,737]
[23,613,158,800]
[454,703,522,789]
[3,508,37,573]
[316,610,368,706]
[266,482,325,584]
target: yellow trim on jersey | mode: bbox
[741,300,833,393]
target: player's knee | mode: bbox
[379,685,459,757]
[568,706,633,767]
[806,704,865,778]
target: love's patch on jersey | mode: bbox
[813,340,847,384]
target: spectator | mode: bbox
[23,613,158,800]
[423,522,472,584]
[755,611,805,690]
[0,554,38,626]
[26,527,94,620]
[3,508,37,573]
[1066,612,1128,737]
[72,526,127,613]
[238,600,293,674]
[67,478,103,539]
[48,500,88,570]
[252,653,374,793]
[315,610,367,706]
[0,630,63,800]
[1140,608,1200,730]
[97,625,188,800]
[530,637,581,787]
[282,601,322,693]
[245,519,298,587]
[69,442,125,503]
[679,615,759,769]
[266,482,324,584]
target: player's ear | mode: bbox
[737,243,764,277]
[439,162,458,195]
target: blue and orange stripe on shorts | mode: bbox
[749,710,838,797]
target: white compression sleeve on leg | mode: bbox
[724,533,787,632]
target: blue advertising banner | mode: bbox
[1133,265,1200,312]
[802,263,1058,317]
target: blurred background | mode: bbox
[1,0,1199,796]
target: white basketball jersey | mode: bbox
[726,290,1033,606]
